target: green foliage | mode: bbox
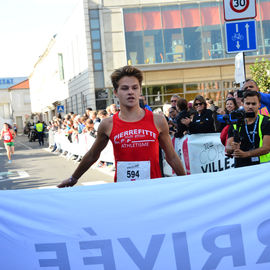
[249,58,270,93]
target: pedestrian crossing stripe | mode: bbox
[0,170,29,182]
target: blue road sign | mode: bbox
[57,105,64,113]
[225,19,257,53]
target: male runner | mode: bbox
[58,66,186,187]
[1,123,16,163]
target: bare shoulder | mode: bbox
[97,117,113,137]
[153,113,168,133]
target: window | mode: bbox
[58,53,65,80]
[90,19,99,29]
[91,30,100,40]
[92,41,101,50]
[89,9,103,73]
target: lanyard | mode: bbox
[245,116,259,147]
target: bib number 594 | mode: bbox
[127,170,140,178]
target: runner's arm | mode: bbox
[57,120,110,188]
[11,129,16,139]
[155,114,186,176]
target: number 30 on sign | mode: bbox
[223,0,256,21]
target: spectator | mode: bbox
[226,91,270,168]
[110,104,118,116]
[106,105,112,116]
[181,95,215,134]
[170,94,181,111]
[89,110,101,131]
[34,120,45,146]
[242,79,270,117]
[175,98,190,138]
[139,95,152,111]
[13,123,17,135]
[220,97,238,146]
[163,103,171,121]
[97,109,109,120]
[207,99,221,132]
[85,107,92,118]
[83,119,96,138]
[226,91,234,99]
[234,89,243,108]
[168,106,178,136]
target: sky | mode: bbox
[0,0,79,78]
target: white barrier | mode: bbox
[1,163,270,269]
[163,133,235,176]
[49,130,114,163]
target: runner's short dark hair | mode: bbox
[111,66,143,91]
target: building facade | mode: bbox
[8,80,32,133]
[0,77,30,132]
[29,0,270,119]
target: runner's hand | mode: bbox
[57,176,78,188]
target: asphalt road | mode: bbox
[0,134,114,190]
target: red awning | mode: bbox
[260,2,270,20]
[181,8,201,28]
[161,9,182,29]
[142,11,162,30]
[124,13,143,32]
[201,6,220,26]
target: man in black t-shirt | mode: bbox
[226,91,270,168]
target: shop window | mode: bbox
[262,20,270,54]
[125,31,144,65]
[164,29,184,62]
[143,30,164,64]
[183,27,202,60]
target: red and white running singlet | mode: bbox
[110,109,162,182]
[2,129,13,143]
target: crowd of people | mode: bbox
[47,104,120,152]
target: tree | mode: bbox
[249,58,270,93]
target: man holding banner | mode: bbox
[226,91,270,168]
[58,66,186,187]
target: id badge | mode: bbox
[251,157,259,162]
[117,161,150,182]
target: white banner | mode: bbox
[0,163,270,269]
[164,134,235,175]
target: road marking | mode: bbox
[16,142,33,150]
[0,170,30,182]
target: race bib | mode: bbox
[117,161,151,182]
[4,134,10,141]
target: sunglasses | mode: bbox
[194,102,203,107]
[171,100,177,103]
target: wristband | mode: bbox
[69,176,78,185]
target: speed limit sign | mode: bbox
[223,0,257,21]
